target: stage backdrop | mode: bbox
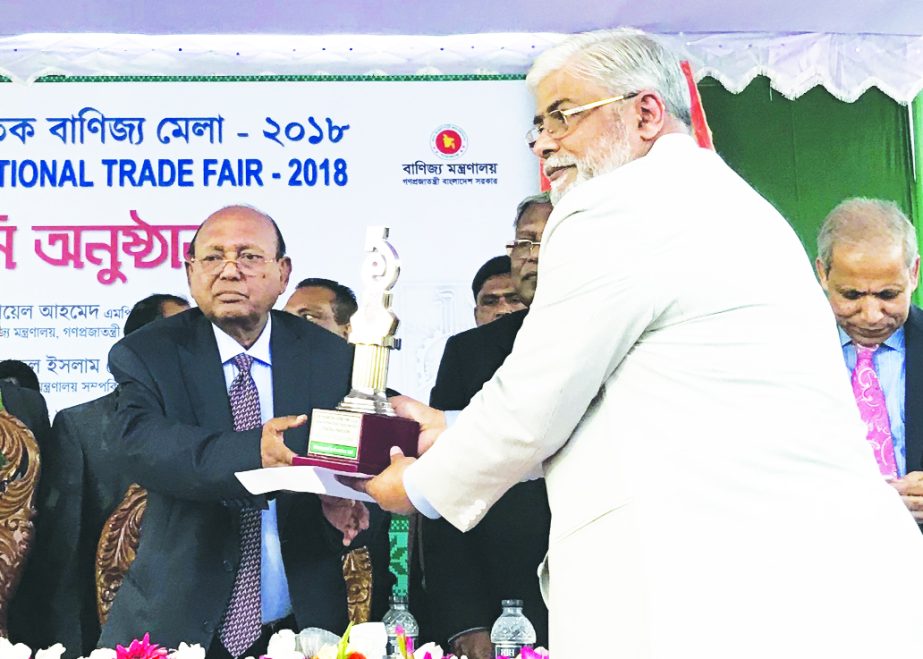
[0,76,539,416]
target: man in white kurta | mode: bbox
[353,29,923,658]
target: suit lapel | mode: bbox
[178,311,234,431]
[904,306,923,472]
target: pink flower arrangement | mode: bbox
[115,634,168,659]
[0,630,549,659]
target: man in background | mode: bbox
[0,360,41,392]
[423,193,552,659]
[471,256,526,327]
[27,293,189,657]
[283,277,357,340]
[815,198,923,522]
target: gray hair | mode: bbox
[817,197,918,274]
[526,28,692,127]
[514,191,553,229]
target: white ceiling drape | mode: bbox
[4,0,923,102]
[4,32,923,103]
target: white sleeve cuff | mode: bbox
[403,460,441,519]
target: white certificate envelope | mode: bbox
[235,465,374,502]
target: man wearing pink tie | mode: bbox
[816,197,923,521]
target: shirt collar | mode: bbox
[212,313,273,366]
[838,324,905,351]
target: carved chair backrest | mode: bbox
[95,483,147,625]
[0,409,41,637]
[95,485,375,626]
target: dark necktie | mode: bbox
[218,353,263,656]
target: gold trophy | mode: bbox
[293,226,419,474]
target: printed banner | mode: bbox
[0,79,539,414]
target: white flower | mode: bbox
[265,629,304,659]
[413,641,445,659]
[36,644,66,659]
[314,645,338,659]
[168,643,206,659]
[0,637,33,659]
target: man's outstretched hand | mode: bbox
[319,495,370,546]
[261,414,304,467]
[340,446,418,515]
[390,395,447,454]
[890,471,923,522]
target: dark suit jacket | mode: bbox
[2,382,52,647]
[24,391,133,657]
[902,306,923,479]
[99,309,392,649]
[423,310,550,646]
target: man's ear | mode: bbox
[635,91,668,140]
[815,257,829,290]
[278,256,292,289]
[910,255,920,293]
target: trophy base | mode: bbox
[296,408,420,475]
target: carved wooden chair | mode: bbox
[95,483,147,625]
[0,409,41,637]
[95,486,374,625]
[342,546,373,623]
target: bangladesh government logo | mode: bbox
[431,124,468,159]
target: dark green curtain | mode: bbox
[699,76,915,270]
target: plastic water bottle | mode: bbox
[382,595,419,658]
[490,599,536,658]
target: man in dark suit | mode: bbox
[816,198,923,522]
[29,294,188,658]
[421,194,552,659]
[100,206,391,658]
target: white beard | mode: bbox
[546,119,633,205]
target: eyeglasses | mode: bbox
[187,251,277,275]
[506,239,541,258]
[526,92,638,147]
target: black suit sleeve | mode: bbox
[108,340,262,503]
[430,335,474,411]
[424,334,495,643]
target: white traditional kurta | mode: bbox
[409,133,923,658]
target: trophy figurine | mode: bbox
[293,226,420,474]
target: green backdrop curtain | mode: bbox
[699,76,916,296]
